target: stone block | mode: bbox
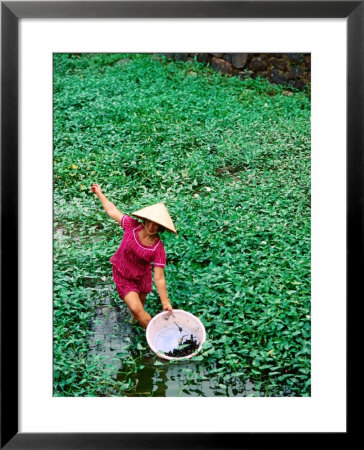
[286,66,303,81]
[211,57,233,75]
[272,58,287,71]
[232,53,248,69]
[197,54,211,64]
[288,53,303,63]
[270,68,287,85]
[174,53,189,61]
[223,53,233,63]
[290,79,306,89]
[249,57,267,72]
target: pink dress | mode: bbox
[110,215,166,298]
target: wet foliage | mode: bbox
[53,53,311,397]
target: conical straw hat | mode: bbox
[132,203,177,234]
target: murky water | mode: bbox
[122,355,256,397]
[90,286,258,397]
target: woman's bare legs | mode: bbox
[124,291,151,328]
[130,293,147,323]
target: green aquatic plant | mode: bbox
[54,53,311,397]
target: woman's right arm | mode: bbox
[91,183,124,224]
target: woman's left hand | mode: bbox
[162,300,173,315]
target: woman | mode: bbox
[91,183,176,329]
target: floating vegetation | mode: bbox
[53,53,311,397]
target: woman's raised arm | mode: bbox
[91,183,124,224]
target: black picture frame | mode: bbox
[1,1,359,448]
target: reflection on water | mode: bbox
[90,289,259,397]
[122,355,257,397]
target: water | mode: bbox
[88,285,132,373]
[90,288,259,397]
[122,356,257,397]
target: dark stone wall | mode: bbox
[162,53,310,89]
